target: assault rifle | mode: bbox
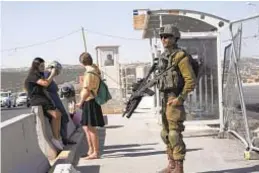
[122,57,176,119]
[122,60,158,118]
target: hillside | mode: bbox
[1,66,85,92]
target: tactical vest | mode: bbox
[157,49,185,95]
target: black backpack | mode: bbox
[173,48,201,79]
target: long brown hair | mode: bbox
[24,57,45,92]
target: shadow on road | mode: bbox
[102,148,202,159]
[184,133,218,138]
[186,148,203,152]
[102,144,202,159]
[103,143,158,150]
[75,121,203,173]
[104,125,124,129]
[102,150,165,158]
[76,126,107,159]
[102,147,156,155]
[101,141,162,158]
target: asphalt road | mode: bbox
[1,106,31,122]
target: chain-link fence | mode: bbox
[223,15,259,152]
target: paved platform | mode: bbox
[75,111,259,173]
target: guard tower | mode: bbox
[95,45,122,99]
[133,9,230,129]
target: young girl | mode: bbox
[76,52,105,160]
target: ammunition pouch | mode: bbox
[157,50,185,94]
[157,69,184,93]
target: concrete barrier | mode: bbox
[32,106,58,160]
[0,113,50,173]
[48,129,85,173]
[0,97,81,173]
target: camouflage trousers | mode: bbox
[160,96,186,161]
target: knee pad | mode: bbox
[160,130,169,145]
[168,130,180,148]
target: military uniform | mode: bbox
[158,25,196,173]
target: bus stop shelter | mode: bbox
[133,9,230,131]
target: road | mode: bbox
[1,106,31,122]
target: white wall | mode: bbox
[136,66,145,79]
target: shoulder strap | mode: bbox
[169,49,186,67]
[86,71,101,81]
[86,71,102,97]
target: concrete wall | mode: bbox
[32,106,58,160]
[1,97,78,173]
[1,113,50,173]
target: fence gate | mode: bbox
[223,14,259,154]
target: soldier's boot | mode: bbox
[167,154,176,173]
[172,160,184,173]
[158,148,175,173]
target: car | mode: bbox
[1,91,16,108]
[16,92,30,107]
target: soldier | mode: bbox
[157,24,197,173]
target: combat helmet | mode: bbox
[159,24,181,39]
[46,60,63,75]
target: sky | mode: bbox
[1,1,259,68]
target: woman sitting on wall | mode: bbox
[24,57,64,150]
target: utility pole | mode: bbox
[81,27,87,52]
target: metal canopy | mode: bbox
[137,9,230,39]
